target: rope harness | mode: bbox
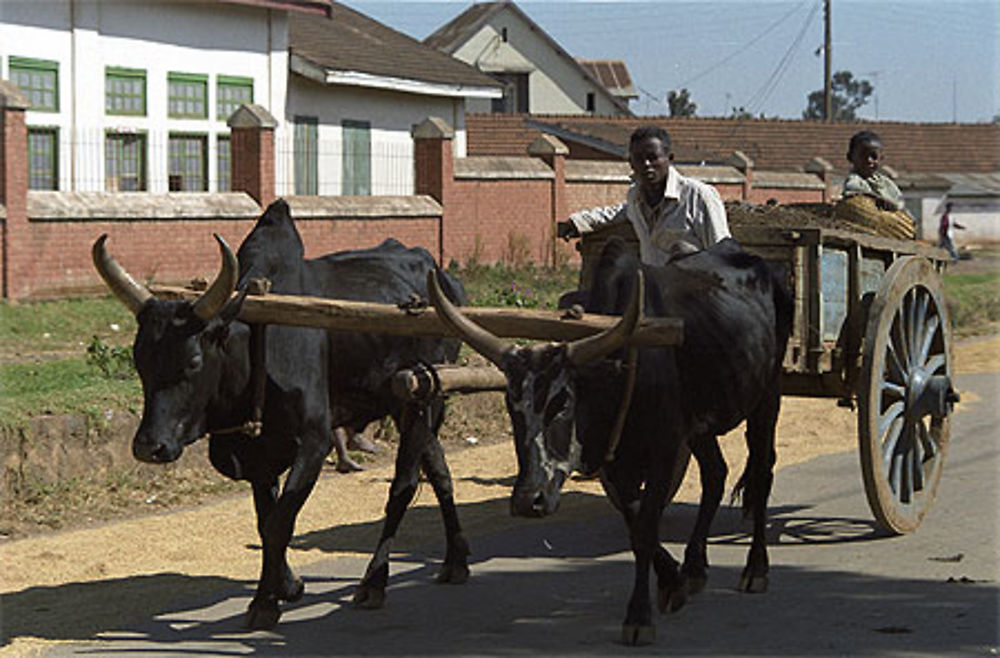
[604,345,639,463]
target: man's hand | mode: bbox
[556,220,579,241]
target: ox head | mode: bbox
[428,270,642,517]
[92,234,244,463]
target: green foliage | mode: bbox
[453,262,578,309]
[803,70,873,120]
[86,335,135,379]
[668,88,697,117]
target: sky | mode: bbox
[342,0,999,124]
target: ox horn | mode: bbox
[427,269,511,369]
[565,270,644,366]
[191,234,239,321]
[92,234,153,316]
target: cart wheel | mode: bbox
[858,256,955,534]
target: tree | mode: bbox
[667,88,697,117]
[802,70,873,120]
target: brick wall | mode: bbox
[1,111,833,300]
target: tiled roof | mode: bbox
[466,114,1000,175]
[289,2,501,90]
[423,2,500,53]
[576,60,637,100]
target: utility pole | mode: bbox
[824,0,832,122]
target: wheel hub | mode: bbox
[905,369,958,422]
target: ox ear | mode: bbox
[205,285,248,345]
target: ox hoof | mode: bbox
[738,573,769,593]
[245,599,281,630]
[353,583,386,610]
[436,563,470,585]
[657,582,687,615]
[621,623,656,646]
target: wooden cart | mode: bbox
[578,220,957,534]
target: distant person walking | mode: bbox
[938,202,965,262]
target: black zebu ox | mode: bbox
[429,237,792,645]
[93,200,470,629]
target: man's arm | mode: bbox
[558,203,627,239]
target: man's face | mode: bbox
[629,137,671,193]
[851,140,883,178]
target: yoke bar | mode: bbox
[149,285,684,347]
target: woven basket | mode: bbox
[833,195,915,240]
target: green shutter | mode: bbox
[342,120,370,196]
[294,117,318,195]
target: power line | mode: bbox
[673,1,811,91]
[742,0,820,115]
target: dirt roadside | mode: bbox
[1,333,996,653]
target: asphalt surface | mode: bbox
[24,371,1000,656]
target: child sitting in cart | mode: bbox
[842,130,905,212]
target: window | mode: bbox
[105,132,146,191]
[491,72,529,113]
[342,120,370,196]
[586,92,596,113]
[10,57,58,112]
[168,134,207,191]
[217,134,231,192]
[217,75,253,121]
[501,27,508,42]
[28,127,58,190]
[293,116,318,195]
[106,67,146,116]
[168,72,208,119]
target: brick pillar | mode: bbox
[227,104,277,208]
[727,150,754,201]
[805,157,834,203]
[528,134,569,267]
[412,117,454,265]
[1,81,29,299]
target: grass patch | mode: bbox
[943,271,1000,336]
[455,263,578,309]
[0,296,135,357]
[0,356,141,429]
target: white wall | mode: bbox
[920,195,1000,244]
[451,7,621,116]
[0,0,284,192]
[283,75,467,196]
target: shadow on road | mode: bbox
[3,494,958,655]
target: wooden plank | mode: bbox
[149,285,684,347]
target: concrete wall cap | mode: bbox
[805,156,833,173]
[412,117,454,139]
[726,150,754,171]
[0,80,30,110]
[527,134,569,156]
[227,104,278,129]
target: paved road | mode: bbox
[31,372,1000,656]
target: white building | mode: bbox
[0,0,500,196]
[283,3,501,196]
[424,0,632,117]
